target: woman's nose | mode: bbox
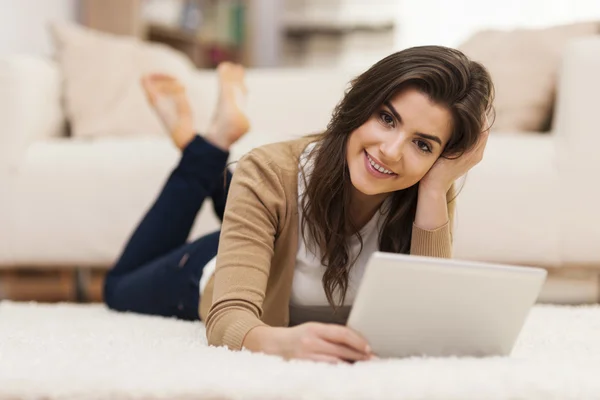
[379,135,405,162]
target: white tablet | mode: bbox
[347,252,547,358]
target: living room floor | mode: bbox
[0,268,106,303]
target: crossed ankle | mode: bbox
[204,131,233,152]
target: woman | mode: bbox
[104,45,494,364]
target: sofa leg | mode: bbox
[74,268,91,303]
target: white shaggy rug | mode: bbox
[1,302,600,400]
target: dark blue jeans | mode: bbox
[103,135,232,321]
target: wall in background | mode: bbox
[396,0,600,49]
[0,0,78,57]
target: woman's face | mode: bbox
[346,87,453,197]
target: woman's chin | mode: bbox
[350,174,413,197]
[350,176,387,196]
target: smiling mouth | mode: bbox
[364,150,397,176]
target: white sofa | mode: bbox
[1,38,600,302]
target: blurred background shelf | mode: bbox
[80,0,398,68]
[281,0,397,67]
[283,15,395,34]
[146,22,245,67]
[82,0,254,68]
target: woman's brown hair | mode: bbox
[301,45,495,308]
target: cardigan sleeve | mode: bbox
[204,151,285,350]
[409,185,455,258]
[410,221,452,258]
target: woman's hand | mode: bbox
[420,122,490,194]
[244,323,373,363]
[413,120,490,232]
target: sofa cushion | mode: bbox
[4,137,198,266]
[50,22,196,139]
[453,133,559,267]
[459,22,599,132]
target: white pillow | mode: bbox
[0,55,65,169]
[459,22,599,132]
[50,22,196,139]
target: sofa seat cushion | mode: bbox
[453,132,558,266]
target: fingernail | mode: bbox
[365,345,371,354]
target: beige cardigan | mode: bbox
[199,136,453,350]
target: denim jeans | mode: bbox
[103,135,232,321]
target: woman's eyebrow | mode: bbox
[383,101,442,146]
[383,101,402,123]
[415,132,442,146]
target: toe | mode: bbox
[140,76,158,104]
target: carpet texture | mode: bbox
[1,301,600,400]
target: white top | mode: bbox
[199,142,386,308]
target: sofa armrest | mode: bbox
[553,37,600,264]
[0,56,65,170]
[554,37,600,151]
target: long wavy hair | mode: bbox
[301,45,495,308]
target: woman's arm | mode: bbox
[204,151,282,350]
[206,148,372,363]
[410,184,454,258]
[411,127,489,258]
[414,186,449,231]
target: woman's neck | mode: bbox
[348,188,388,232]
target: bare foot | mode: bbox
[205,62,250,151]
[141,74,196,150]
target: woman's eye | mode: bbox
[415,140,432,153]
[380,112,394,127]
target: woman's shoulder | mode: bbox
[240,134,321,176]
